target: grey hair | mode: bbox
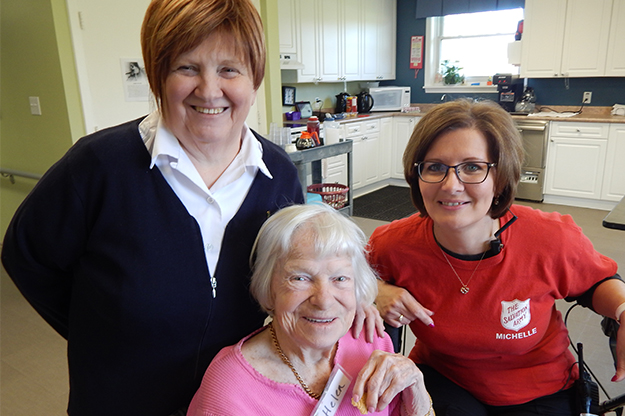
[249,203,378,315]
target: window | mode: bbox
[424,8,524,93]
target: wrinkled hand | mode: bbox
[352,303,386,343]
[376,281,434,328]
[351,350,431,415]
[614,319,625,382]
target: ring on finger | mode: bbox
[398,314,404,324]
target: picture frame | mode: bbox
[295,101,313,119]
[282,86,296,106]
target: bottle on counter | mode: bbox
[307,116,321,146]
[323,115,340,145]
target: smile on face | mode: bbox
[419,127,497,235]
[270,229,357,355]
[163,30,257,149]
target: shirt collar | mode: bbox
[138,111,272,179]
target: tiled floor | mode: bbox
[1,201,624,415]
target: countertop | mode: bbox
[284,105,625,125]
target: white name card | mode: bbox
[311,364,352,416]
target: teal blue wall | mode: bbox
[391,0,625,106]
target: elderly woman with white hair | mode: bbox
[187,203,433,416]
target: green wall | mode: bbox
[0,0,84,238]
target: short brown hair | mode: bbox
[141,0,265,112]
[403,99,524,219]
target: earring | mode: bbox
[493,196,500,206]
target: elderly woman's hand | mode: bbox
[351,350,432,415]
[376,281,435,328]
[352,303,386,343]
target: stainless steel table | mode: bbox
[288,140,353,216]
[603,196,625,230]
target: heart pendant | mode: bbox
[460,286,469,294]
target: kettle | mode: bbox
[515,87,536,114]
[357,91,374,113]
[335,92,349,113]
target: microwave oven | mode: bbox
[368,86,411,112]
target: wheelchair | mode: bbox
[384,305,623,416]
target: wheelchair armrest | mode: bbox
[384,322,404,354]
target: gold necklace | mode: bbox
[439,246,487,294]
[269,322,321,400]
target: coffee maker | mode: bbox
[493,74,524,112]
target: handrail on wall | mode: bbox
[0,168,42,184]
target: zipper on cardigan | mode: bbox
[211,276,217,298]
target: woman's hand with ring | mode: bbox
[376,281,434,328]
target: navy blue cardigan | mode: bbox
[2,118,304,415]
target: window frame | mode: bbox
[424,16,510,94]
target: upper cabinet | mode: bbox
[361,0,397,81]
[606,0,625,75]
[279,0,396,83]
[521,0,621,78]
[278,0,298,54]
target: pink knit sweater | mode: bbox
[187,327,401,416]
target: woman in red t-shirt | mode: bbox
[369,99,625,416]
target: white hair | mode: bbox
[250,203,378,314]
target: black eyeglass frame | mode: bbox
[414,161,497,184]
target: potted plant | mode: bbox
[440,60,465,85]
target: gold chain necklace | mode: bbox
[438,246,487,294]
[269,322,321,400]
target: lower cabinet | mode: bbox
[545,136,607,199]
[392,116,420,179]
[324,154,348,186]
[602,123,625,201]
[352,125,380,189]
[319,117,624,206]
[545,121,622,201]
[379,117,393,180]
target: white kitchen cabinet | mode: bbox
[521,0,613,78]
[392,116,420,179]
[294,0,361,83]
[606,0,625,76]
[379,117,393,180]
[545,122,609,199]
[285,0,395,83]
[361,0,397,81]
[295,0,320,83]
[323,126,348,186]
[278,0,298,54]
[601,124,625,201]
[324,154,348,186]
[345,119,384,190]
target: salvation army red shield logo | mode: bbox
[500,299,530,332]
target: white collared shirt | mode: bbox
[139,111,272,276]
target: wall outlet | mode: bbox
[29,96,42,116]
[583,91,592,104]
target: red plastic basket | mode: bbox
[306,183,349,209]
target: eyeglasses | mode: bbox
[415,161,497,184]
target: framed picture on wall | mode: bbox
[282,86,296,106]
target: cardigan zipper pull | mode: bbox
[211,276,217,298]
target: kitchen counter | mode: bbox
[285,105,625,125]
[509,105,625,124]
